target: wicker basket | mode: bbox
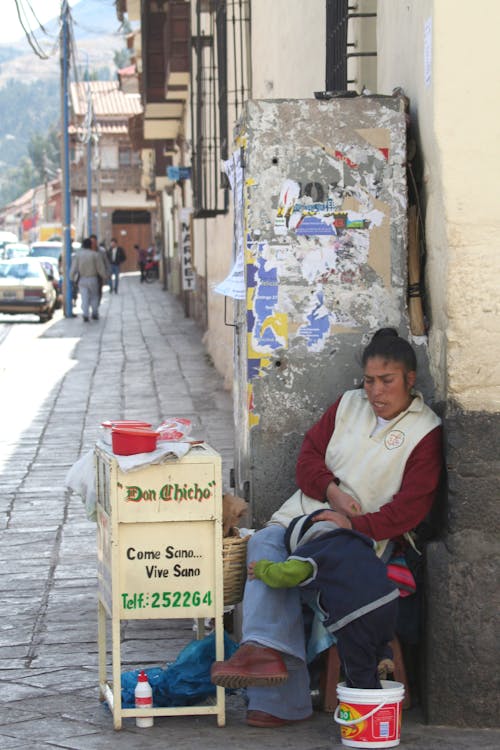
[222,533,249,606]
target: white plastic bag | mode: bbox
[156,417,192,441]
[65,449,97,522]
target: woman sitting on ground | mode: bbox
[211,328,443,728]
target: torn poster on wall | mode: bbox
[274,178,384,237]
[214,150,246,300]
[246,163,393,354]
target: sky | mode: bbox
[0,1,80,45]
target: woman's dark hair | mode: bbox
[82,237,92,249]
[362,328,417,372]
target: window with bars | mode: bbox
[190,0,251,219]
[118,144,141,168]
[325,0,377,92]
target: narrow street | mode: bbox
[0,276,498,749]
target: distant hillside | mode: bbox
[0,34,122,87]
[0,79,60,168]
[0,0,125,87]
[0,0,129,208]
[0,46,22,64]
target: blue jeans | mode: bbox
[242,525,313,719]
[109,263,121,292]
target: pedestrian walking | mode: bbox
[135,243,148,283]
[70,236,108,321]
[89,234,111,303]
[107,238,127,293]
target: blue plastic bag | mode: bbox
[121,631,239,708]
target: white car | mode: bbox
[3,242,30,260]
[29,241,63,264]
[0,231,19,256]
[36,256,63,310]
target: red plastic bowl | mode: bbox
[111,427,160,456]
[101,420,152,446]
[102,420,153,429]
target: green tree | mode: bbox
[28,128,60,185]
[17,156,37,195]
[113,48,131,69]
[114,18,132,70]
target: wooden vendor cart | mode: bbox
[95,442,225,729]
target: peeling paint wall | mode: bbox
[233,98,416,524]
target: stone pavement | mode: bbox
[0,274,498,749]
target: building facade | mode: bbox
[0,177,63,243]
[69,79,156,267]
[116,0,500,726]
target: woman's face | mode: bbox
[363,356,416,420]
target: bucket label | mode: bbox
[373,706,397,739]
[339,701,399,742]
[339,703,366,740]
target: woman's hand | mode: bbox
[311,509,352,529]
[247,560,257,580]
[326,481,362,517]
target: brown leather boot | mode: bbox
[210,643,288,688]
[246,710,313,728]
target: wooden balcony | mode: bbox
[142,1,190,104]
[70,164,143,193]
[164,0,190,96]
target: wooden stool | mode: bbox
[320,637,411,712]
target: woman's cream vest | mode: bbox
[326,388,441,512]
[269,389,441,533]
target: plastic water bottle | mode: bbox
[134,670,154,728]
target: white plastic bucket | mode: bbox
[334,681,405,748]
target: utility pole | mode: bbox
[43,149,49,221]
[60,0,74,317]
[87,132,92,235]
[96,140,102,243]
[85,59,93,236]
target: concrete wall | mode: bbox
[251,0,325,99]
[377,0,500,726]
[197,0,327,387]
[377,0,500,411]
[153,0,500,726]
[348,0,378,94]
[195,214,235,389]
[234,97,410,525]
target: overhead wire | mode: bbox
[24,0,48,34]
[13,0,58,60]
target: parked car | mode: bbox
[0,230,19,251]
[2,242,30,260]
[0,230,18,242]
[37,256,63,310]
[29,241,63,264]
[30,241,77,274]
[0,257,57,322]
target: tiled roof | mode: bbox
[70,80,142,118]
[68,121,130,136]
